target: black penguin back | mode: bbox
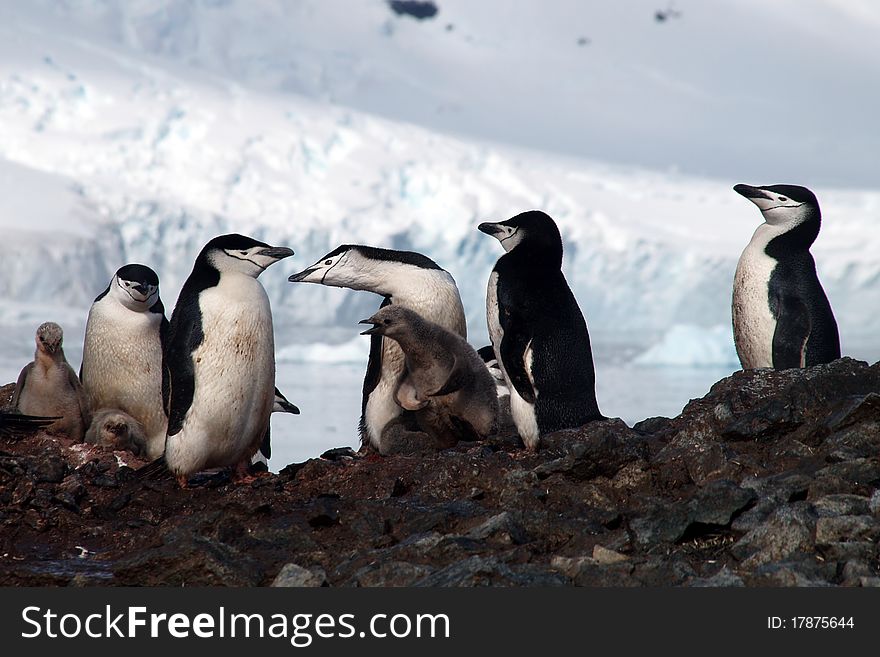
[162,252,221,436]
[765,207,840,367]
[493,212,602,431]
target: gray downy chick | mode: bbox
[360,306,499,448]
[85,408,148,456]
[13,322,90,442]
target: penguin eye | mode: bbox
[239,250,248,256]
[324,259,333,265]
[778,197,788,202]
[383,318,391,325]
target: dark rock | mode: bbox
[654,423,733,485]
[815,516,878,545]
[746,557,834,587]
[107,492,131,512]
[27,446,66,483]
[271,563,328,587]
[320,447,359,461]
[632,416,673,435]
[347,561,431,587]
[721,399,804,442]
[113,526,263,586]
[822,393,880,433]
[539,419,647,481]
[631,480,755,548]
[731,503,817,568]
[464,512,527,545]
[812,494,872,517]
[3,356,880,587]
[686,566,745,587]
[414,556,565,587]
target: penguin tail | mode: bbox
[0,412,60,439]
[135,455,172,481]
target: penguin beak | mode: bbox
[288,268,317,283]
[133,283,149,295]
[733,184,772,201]
[358,318,383,336]
[478,222,504,236]
[259,246,295,261]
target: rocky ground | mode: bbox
[1,358,879,587]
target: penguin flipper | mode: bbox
[66,365,92,435]
[428,356,468,397]
[164,315,202,436]
[498,329,536,404]
[772,294,811,369]
[11,363,32,409]
[273,386,301,414]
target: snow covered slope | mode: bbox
[0,0,878,373]
[13,0,880,187]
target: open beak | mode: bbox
[358,318,382,336]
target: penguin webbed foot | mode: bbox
[231,459,260,485]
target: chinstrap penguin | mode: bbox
[162,234,293,486]
[13,322,91,442]
[85,408,148,456]
[289,244,466,455]
[360,305,499,448]
[479,210,603,450]
[80,264,169,459]
[732,184,840,369]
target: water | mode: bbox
[1,345,735,473]
[269,359,735,469]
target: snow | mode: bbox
[0,1,878,463]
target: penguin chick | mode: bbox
[360,305,499,449]
[13,322,90,442]
[85,408,147,456]
[289,245,466,454]
[162,234,293,487]
[81,263,169,459]
[732,184,840,369]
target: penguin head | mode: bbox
[35,322,64,355]
[201,234,294,278]
[358,305,421,339]
[289,245,443,293]
[111,264,161,312]
[733,184,819,227]
[478,210,563,263]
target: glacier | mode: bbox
[0,1,878,464]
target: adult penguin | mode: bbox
[479,210,602,450]
[80,264,168,458]
[289,245,466,454]
[732,184,840,369]
[162,234,293,486]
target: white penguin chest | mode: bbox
[192,276,275,392]
[486,271,503,350]
[83,302,163,403]
[168,275,275,471]
[732,241,777,369]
